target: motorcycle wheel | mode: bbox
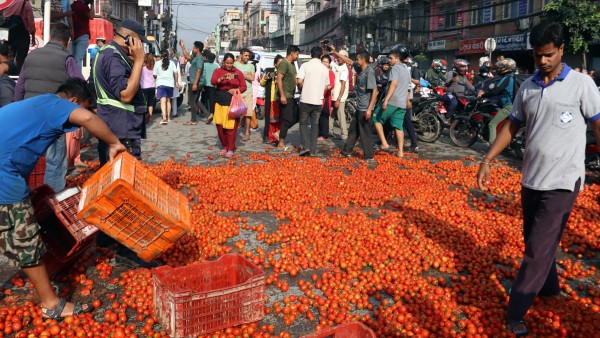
[512,126,526,159]
[255,105,264,120]
[449,119,477,147]
[415,111,442,143]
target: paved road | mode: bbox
[1,101,522,285]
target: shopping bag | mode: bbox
[228,89,248,119]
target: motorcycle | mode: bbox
[412,87,445,143]
[586,126,600,172]
[449,97,526,159]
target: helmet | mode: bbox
[378,57,390,66]
[432,59,445,68]
[479,65,490,76]
[253,52,261,62]
[453,59,469,75]
[495,58,517,74]
[392,46,411,60]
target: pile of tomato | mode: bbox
[1,154,599,337]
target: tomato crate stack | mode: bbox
[302,322,377,338]
[27,156,46,189]
[77,152,191,262]
[30,185,98,275]
[152,254,265,337]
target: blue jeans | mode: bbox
[442,93,458,120]
[72,34,89,70]
[44,134,67,192]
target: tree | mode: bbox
[544,0,600,69]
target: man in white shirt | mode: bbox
[330,51,350,140]
[297,46,330,157]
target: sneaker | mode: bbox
[365,158,377,165]
[409,146,419,153]
[299,149,311,157]
[160,120,168,125]
[225,151,235,157]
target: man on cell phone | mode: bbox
[91,20,149,165]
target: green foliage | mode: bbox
[413,53,427,64]
[543,0,600,54]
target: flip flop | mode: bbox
[507,319,529,336]
[42,298,92,321]
[184,121,198,126]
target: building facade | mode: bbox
[215,8,243,54]
[269,0,306,51]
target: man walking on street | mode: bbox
[70,0,94,70]
[297,46,330,157]
[276,45,300,149]
[477,21,600,336]
[14,23,84,192]
[331,48,378,163]
[179,40,204,125]
[372,49,410,158]
[93,19,148,165]
[330,51,349,140]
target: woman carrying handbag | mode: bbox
[211,53,247,157]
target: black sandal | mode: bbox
[507,319,529,336]
[42,298,92,320]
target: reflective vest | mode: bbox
[92,44,135,112]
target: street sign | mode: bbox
[485,38,496,53]
[0,0,14,11]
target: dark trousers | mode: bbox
[216,120,240,152]
[342,110,374,160]
[279,99,297,140]
[299,102,321,154]
[98,138,141,166]
[201,86,216,116]
[507,179,581,321]
[8,24,29,75]
[318,106,330,139]
[442,93,458,119]
[188,89,201,122]
[404,108,418,147]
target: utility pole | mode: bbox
[283,0,287,47]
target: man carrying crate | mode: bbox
[0,78,125,319]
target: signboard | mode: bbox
[0,0,14,11]
[485,38,496,52]
[138,0,152,6]
[268,14,278,33]
[427,40,446,51]
[495,33,528,51]
[459,38,486,54]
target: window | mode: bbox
[127,5,136,19]
[94,0,101,16]
[472,1,495,25]
[112,0,121,18]
[503,0,528,19]
[438,3,457,29]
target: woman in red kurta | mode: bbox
[211,53,247,157]
[318,54,336,140]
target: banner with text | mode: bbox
[459,38,486,55]
[427,40,446,51]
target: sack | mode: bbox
[228,89,247,119]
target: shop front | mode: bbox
[458,38,486,71]
[494,33,535,74]
[426,39,459,66]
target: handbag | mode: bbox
[228,89,248,119]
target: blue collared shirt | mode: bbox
[93,41,146,139]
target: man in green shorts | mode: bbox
[373,49,411,157]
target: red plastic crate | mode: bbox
[43,240,95,276]
[77,152,191,262]
[302,322,377,338]
[27,156,46,189]
[153,254,265,337]
[31,185,99,259]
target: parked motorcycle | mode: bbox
[412,88,445,143]
[449,97,526,159]
[586,125,600,172]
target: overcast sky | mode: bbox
[174,0,244,48]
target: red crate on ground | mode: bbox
[153,254,265,337]
[77,152,191,262]
[43,240,95,276]
[27,156,46,189]
[301,322,377,338]
[31,185,99,258]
